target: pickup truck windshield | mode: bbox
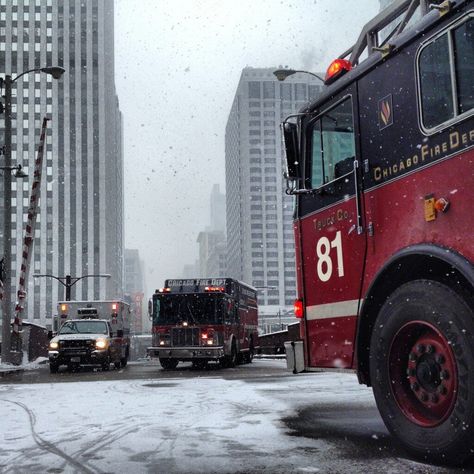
[59,320,108,335]
[154,294,226,325]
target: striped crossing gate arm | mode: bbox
[13,117,49,334]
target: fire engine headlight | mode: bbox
[49,341,59,350]
[158,335,170,346]
[95,338,109,350]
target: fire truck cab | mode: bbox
[147,278,259,370]
[282,0,474,465]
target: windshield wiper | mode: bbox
[186,300,198,325]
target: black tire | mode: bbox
[244,346,254,364]
[49,362,59,374]
[114,360,121,370]
[120,347,129,368]
[159,358,178,370]
[370,280,474,465]
[226,341,237,368]
[102,353,110,371]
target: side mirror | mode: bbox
[148,299,153,320]
[47,330,53,340]
[281,122,300,180]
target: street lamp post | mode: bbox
[1,66,65,364]
[273,68,325,83]
[32,274,111,301]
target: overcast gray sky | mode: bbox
[114,0,380,294]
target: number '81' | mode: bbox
[316,231,345,282]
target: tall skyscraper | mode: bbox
[225,67,323,309]
[0,0,123,329]
[124,249,145,334]
[196,183,226,278]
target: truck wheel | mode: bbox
[159,358,178,370]
[226,341,237,368]
[370,280,474,465]
[247,345,254,364]
[49,362,59,374]
[120,347,129,368]
[114,359,121,370]
[102,354,111,371]
[244,345,254,364]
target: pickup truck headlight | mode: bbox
[95,338,109,350]
[49,341,59,350]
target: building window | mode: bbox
[263,81,275,99]
[248,81,261,99]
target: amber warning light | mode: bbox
[60,304,68,312]
[294,299,304,319]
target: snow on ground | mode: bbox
[0,357,48,373]
[0,362,456,473]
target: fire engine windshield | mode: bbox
[153,294,226,325]
[58,320,108,335]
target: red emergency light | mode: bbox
[204,286,225,292]
[294,299,304,319]
[158,287,171,293]
[325,58,352,85]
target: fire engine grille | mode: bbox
[171,328,200,346]
[60,340,95,350]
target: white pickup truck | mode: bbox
[48,300,131,373]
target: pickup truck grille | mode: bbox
[60,339,95,350]
[171,328,200,346]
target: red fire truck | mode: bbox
[147,278,259,369]
[282,0,474,464]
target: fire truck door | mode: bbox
[299,90,366,368]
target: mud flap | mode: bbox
[284,341,304,373]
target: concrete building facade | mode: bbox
[0,0,123,328]
[225,67,323,310]
[124,248,146,334]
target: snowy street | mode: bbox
[0,359,461,473]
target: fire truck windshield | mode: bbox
[58,320,109,335]
[154,294,226,325]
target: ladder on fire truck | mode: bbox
[12,117,49,337]
[341,0,452,66]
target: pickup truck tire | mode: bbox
[49,362,59,374]
[102,353,111,371]
[120,347,129,368]
[160,358,178,370]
